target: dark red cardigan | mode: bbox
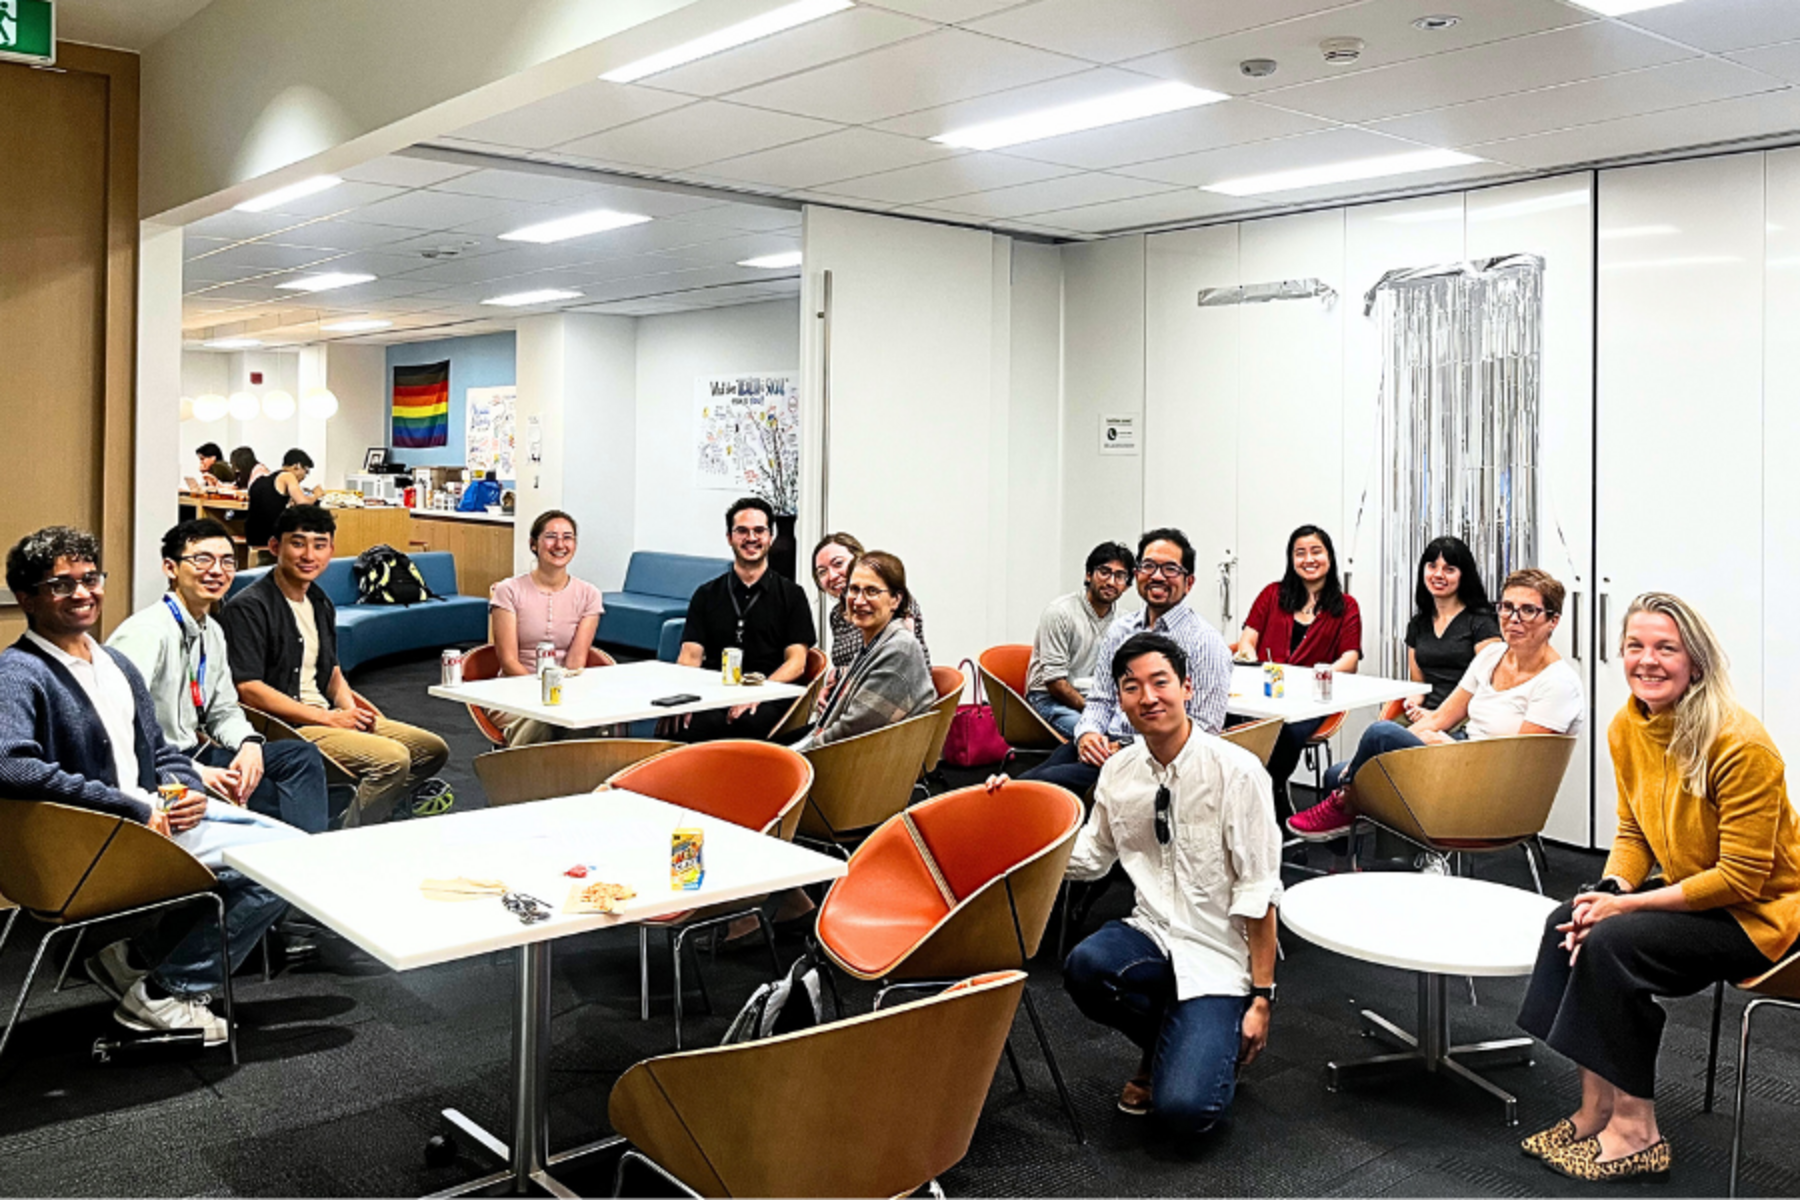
[1244,582,1362,667]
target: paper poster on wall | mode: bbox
[1101,413,1139,456]
[466,385,517,480]
[695,372,801,511]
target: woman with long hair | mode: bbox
[1517,593,1800,1182]
[1404,535,1501,719]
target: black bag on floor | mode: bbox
[352,544,440,607]
[722,952,824,1044]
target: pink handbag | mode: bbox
[940,657,1014,769]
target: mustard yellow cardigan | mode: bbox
[1604,699,1800,961]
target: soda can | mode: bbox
[535,641,556,676]
[441,648,464,687]
[1313,664,1334,703]
[671,827,705,891]
[1262,662,1285,699]
[157,782,187,812]
[721,647,744,686]
[541,664,565,706]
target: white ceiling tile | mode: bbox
[1728,40,1800,86]
[648,231,801,268]
[965,0,1355,65]
[183,260,276,287]
[1226,157,1513,208]
[699,128,956,189]
[642,7,936,97]
[350,190,535,232]
[1370,58,1789,148]
[862,0,1026,22]
[259,180,408,220]
[183,235,233,259]
[873,66,1174,137]
[1260,20,1694,124]
[542,183,730,219]
[185,209,319,243]
[1469,87,1800,169]
[824,151,1075,203]
[339,157,478,189]
[1123,0,1590,96]
[430,168,614,203]
[1010,187,1256,233]
[726,28,1091,125]
[259,220,428,252]
[188,242,344,272]
[557,101,840,171]
[1617,0,1800,54]
[918,171,1178,218]
[1110,125,1427,186]
[449,80,694,151]
[976,98,1331,170]
[185,283,289,302]
[667,203,803,232]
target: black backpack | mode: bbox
[721,952,825,1044]
[352,544,440,607]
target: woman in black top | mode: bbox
[1402,536,1501,719]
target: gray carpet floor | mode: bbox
[2,649,1798,1197]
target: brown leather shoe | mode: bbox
[1118,1074,1151,1116]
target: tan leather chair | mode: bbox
[472,738,678,807]
[1718,952,1800,1195]
[797,711,939,846]
[609,970,1026,1198]
[240,704,359,790]
[1348,734,1575,890]
[0,801,239,1064]
[921,664,967,775]
[976,645,1064,752]
[1221,716,1284,767]
[767,647,830,742]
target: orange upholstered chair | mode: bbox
[605,741,813,1047]
[461,643,618,747]
[976,645,1063,752]
[815,779,1085,1141]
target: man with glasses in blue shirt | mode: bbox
[1023,528,1233,799]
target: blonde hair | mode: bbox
[1620,592,1737,795]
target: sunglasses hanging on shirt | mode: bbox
[1154,784,1171,845]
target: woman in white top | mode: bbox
[1288,567,1584,841]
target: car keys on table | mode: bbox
[502,891,552,924]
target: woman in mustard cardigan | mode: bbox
[1517,593,1800,1183]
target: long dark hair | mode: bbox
[1277,524,1346,617]
[1413,535,1491,622]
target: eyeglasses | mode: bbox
[1092,568,1130,583]
[178,554,238,574]
[730,526,770,539]
[1498,601,1555,622]
[1154,784,1172,845]
[844,585,890,601]
[502,892,552,925]
[1137,561,1187,580]
[37,571,107,598]
[536,534,576,545]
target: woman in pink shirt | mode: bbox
[489,509,604,745]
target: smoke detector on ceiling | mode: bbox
[418,239,480,260]
[1239,58,1278,78]
[1413,14,1460,30]
[1320,36,1364,65]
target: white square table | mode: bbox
[428,660,804,730]
[224,790,846,1196]
[1227,664,1428,723]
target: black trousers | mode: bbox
[680,701,785,743]
[1516,897,1772,1099]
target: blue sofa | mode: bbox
[599,552,730,652]
[226,552,489,673]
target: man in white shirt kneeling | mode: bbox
[1060,630,1284,1134]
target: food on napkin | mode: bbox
[565,879,638,914]
[421,876,509,902]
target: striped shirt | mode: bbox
[1073,604,1234,743]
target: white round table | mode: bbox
[1281,872,1559,1125]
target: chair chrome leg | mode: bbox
[688,932,712,1016]
[213,893,239,1066]
[1021,987,1085,1144]
[671,929,685,1050]
[0,926,61,1065]
[1731,998,1761,1199]
[638,927,650,1021]
[261,930,273,984]
[758,910,781,980]
[1705,979,1725,1114]
[613,1149,698,1199]
[1523,841,1544,895]
[52,926,87,992]
[0,908,17,961]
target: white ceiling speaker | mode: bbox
[228,391,260,420]
[192,393,228,422]
[261,389,296,420]
[1321,37,1364,64]
[179,396,195,422]
[302,387,339,419]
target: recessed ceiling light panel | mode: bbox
[278,272,377,293]
[739,252,803,269]
[233,175,343,213]
[932,81,1229,151]
[602,0,852,83]
[204,338,264,349]
[499,209,653,244]
[1203,149,1483,196]
[1565,0,1683,14]
[322,319,394,332]
[482,289,585,307]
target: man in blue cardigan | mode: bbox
[0,527,298,1047]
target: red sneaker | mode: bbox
[1287,788,1354,841]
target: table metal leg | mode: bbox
[1325,972,1531,1125]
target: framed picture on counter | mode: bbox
[364,447,388,471]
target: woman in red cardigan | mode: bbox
[1236,524,1362,809]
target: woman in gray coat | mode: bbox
[794,550,935,750]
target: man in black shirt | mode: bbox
[678,497,816,741]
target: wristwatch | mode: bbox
[1577,878,1624,897]
[1251,984,1277,1005]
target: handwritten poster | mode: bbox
[466,385,517,480]
[695,372,800,503]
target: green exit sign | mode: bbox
[0,0,54,66]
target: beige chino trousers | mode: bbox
[300,716,450,826]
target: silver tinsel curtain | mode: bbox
[1364,254,1545,678]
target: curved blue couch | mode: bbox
[599,552,730,652]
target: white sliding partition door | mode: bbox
[1595,155,1766,849]
[1063,237,1148,587]
[1144,225,1240,628]
[1764,149,1800,758]
[1468,174,1596,846]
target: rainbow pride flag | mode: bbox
[392,361,450,448]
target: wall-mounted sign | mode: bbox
[0,0,55,67]
[1100,413,1138,456]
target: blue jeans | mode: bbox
[196,739,330,834]
[1322,720,1465,793]
[1063,920,1251,1136]
[137,866,289,999]
[1021,741,1100,800]
[1026,691,1083,740]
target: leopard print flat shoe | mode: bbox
[1544,1136,1672,1184]
[1520,1118,1578,1160]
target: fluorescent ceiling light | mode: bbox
[1204,149,1483,196]
[1599,224,1678,240]
[738,251,803,269]
[500,209,653,244]
[602,0,852,83]
[204,338,263,349]
[278,272,377,293]
[233,175,342,213]
[322,319,393,332]
[931,81,1229,151]
[482,288,585,307]
[1564,0,1683,15]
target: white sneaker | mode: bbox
[113,980,229,1046]
[84,939,147,1001]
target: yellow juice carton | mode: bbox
[671,827,705,891]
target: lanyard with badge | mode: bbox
[728,579,760,645]
[162,594,206,718]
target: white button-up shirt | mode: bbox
[1067,721,1284,1000]
[26,630,155,806]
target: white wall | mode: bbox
[1061,236,1146,586]
[560,314,639,590]
[632,300,800,561]
[1005,241,1066,640]
[136,225,185,610]
[323,343,388,491]
[178,349,306,479]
